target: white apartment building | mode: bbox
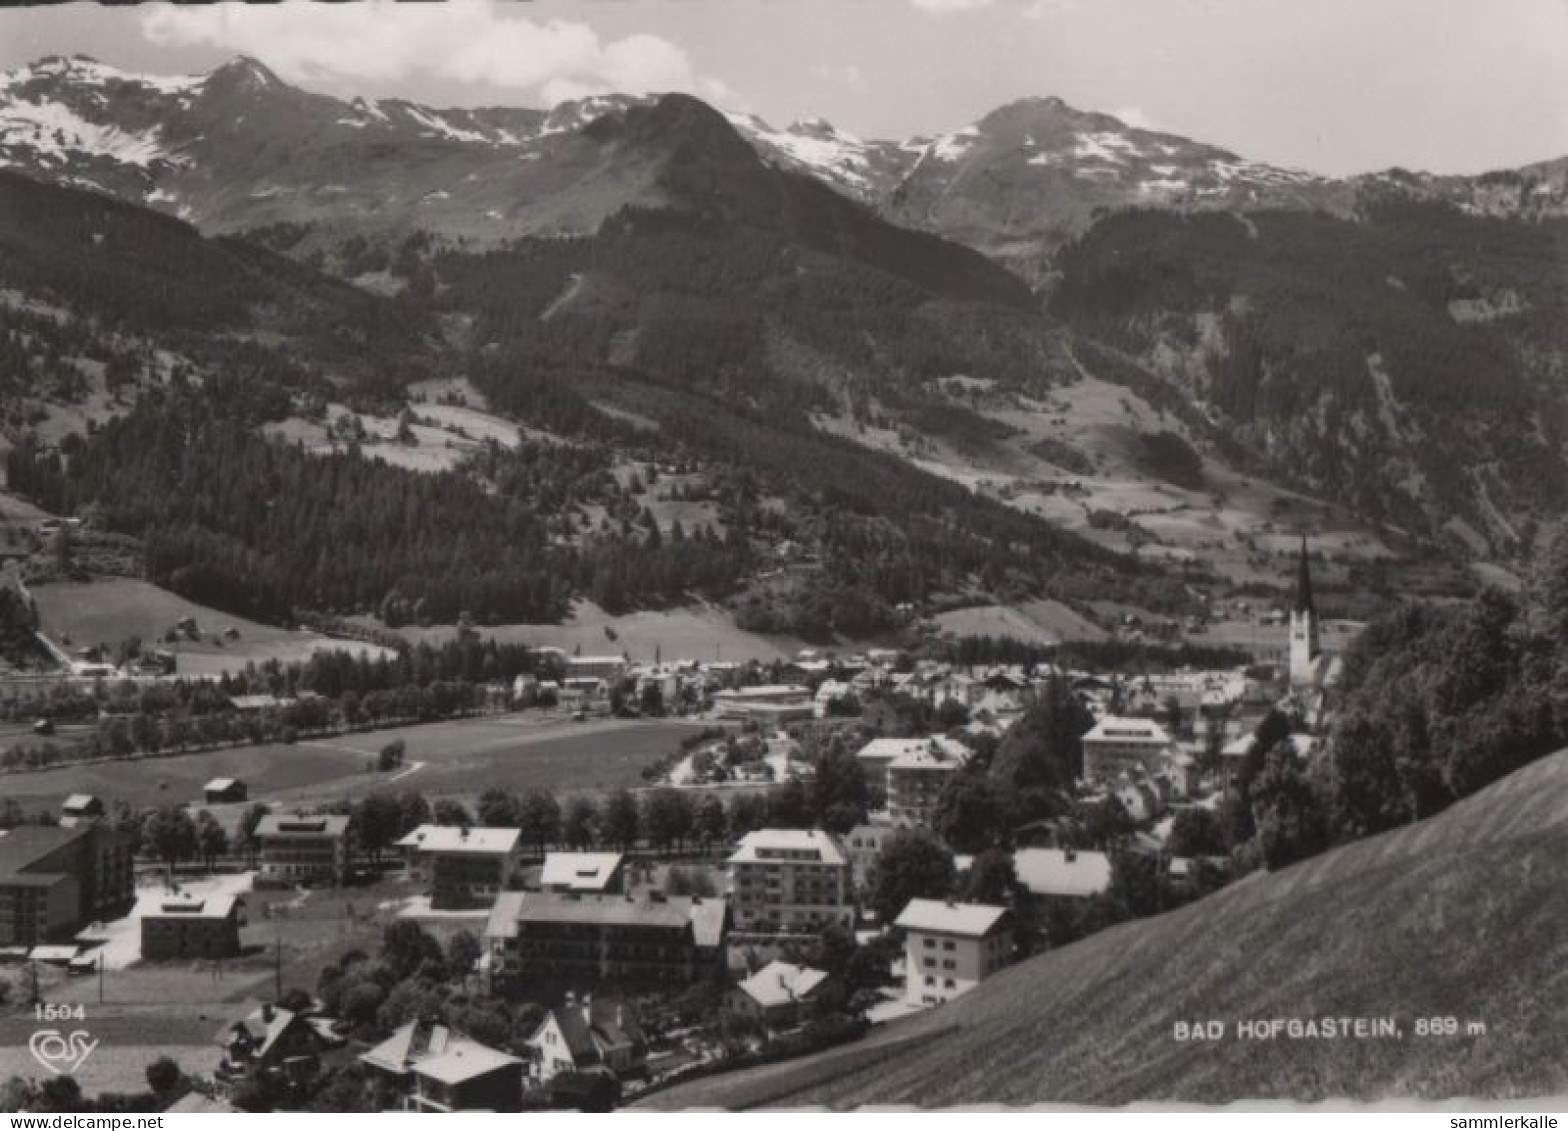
[726,829,853,936]
[896,898,1012,1007]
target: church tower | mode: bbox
[1288,536,1320,689]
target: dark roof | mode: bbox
[0,823,93,881]
[541,998,647,1067]
[1294,536,1315,616]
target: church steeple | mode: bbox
[1288,535,1320,690]
[1294,535,1315,616]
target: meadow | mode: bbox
[0,713,710,813]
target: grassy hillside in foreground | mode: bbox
[644,746,1568,1107]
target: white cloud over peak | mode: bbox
[1116,106,1158,130]
[140,0,729,105]
[911,0,995,12]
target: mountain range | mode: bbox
[4,54,1565,275]
[3,52,1567,636]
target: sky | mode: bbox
[0,0,1565,176]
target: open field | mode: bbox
[377,598,812,663]
[0,741,371,812]
[931,598,1109,645]
[0,713,710,812]
[262,393,543,474]
[647,746,1568,1108]
[29,577,396,679]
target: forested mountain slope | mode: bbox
[1051,201,1568,553]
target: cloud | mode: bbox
[1022,0,1085,17]
[1116,106,1158,130]
[141,0,729,105]
[910,0,995,12]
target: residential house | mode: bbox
[727,960,832,1031]
[141,892,245,960]
[361,1019,524,1112]
[215,1004,325,1087]
[0,821,135,946]
[254,813,353,887]
[485,891,728,990]
[527,995,648,1084]
[726,829,852,937]
[538,852,625,895]
[397,825,521,909]
[896,899,1013,1007]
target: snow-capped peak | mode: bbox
[2,54,204,96]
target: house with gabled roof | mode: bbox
[204,778,248,805]
[214,1003,325,1087]
[527,994,648,1084]
[728,960,833,1031]
[361,1019,523,1112]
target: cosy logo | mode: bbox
[28,1029,98,1076]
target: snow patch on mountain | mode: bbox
[401,105,491,145]
[0,96,173,167]
[2,55,204,97]
[927,125,979,163]
[1072,131,1143,164]
[727,113,875,191]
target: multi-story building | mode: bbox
[726,829,852,936]
[396,825,521,909]
[842,824,894,895]
[896,898,1012,1007]
[886,742,967,828]
[1080,717,1175,784]
[0,821,135,946]
[484,891,728,990]
[141,892,246,960]
[254,813,353,887]
[854,736,969,797]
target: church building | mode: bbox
[1288,536,1321,690]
